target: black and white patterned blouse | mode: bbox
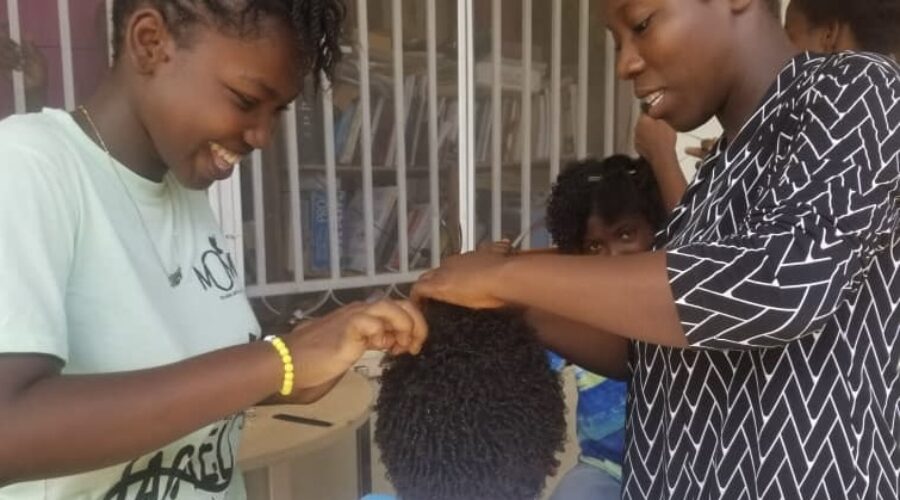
[623,52,900,500]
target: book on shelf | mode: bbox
[296,87,326,165]
[326,55,461,170]
[339,95,366,164]
[341,186,399,273]
[474,58,548,92]
[289,174,347,278]
[471,79,579,166]
[386,203,433,271]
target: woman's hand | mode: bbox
[685,138,717,159]
[634,113,678,166]
[634,113,689,213]
[478,238,513,255]
[285,299,427,389]
[411,250,509,309]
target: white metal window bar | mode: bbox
[356,0,377,277]
[6,0,25,113]
[577,0,590,158]
[426,0,441,268]
[519,0,533,250]
[284,103,305,282]
[457,0,476,252]
[391,0,409,273]
[105,0,114,66]
[322,79,342,279]
[57,0,75,109]
[549,0,562,183]
[251,150,266,287]
[604,31,616,158]
[490,0,502,242]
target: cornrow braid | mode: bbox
[112,0,345,86]
[292,0,345,89]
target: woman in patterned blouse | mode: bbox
[637,0,900,215]
[413,0,900,498]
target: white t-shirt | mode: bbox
[0,109,260,499]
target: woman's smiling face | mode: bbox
[602,0,739,132]
[134,13,302,189]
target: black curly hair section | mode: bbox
[789,0,900,55]
[112,0,345,86]
[375,301,566,500]
[545,155,667,254]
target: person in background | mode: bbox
[0,23,48,113]
[0,1,427,498]
[0,0,109,116]
[784,0,900,58]
[543,156,667,500]
[635,0,900,211]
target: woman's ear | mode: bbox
[818,20,842,53]
[123,7,173,74]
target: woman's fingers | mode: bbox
[355,300,428,355]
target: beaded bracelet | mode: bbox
[264,335,294,396]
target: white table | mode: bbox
[238,371,374,499]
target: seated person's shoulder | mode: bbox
[0,109,72,143]
[818,51,900,88]
[0,110,86,181]
[788,52,899,123]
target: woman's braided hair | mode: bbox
[112,0,345,85]
[375,301,567,500]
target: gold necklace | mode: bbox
[77,105,184,288]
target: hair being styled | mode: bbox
[112,0,345,84]
[375,301,567,500]
[545,155,667,254]
[789,0,900,55]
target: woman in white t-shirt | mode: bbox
[0,2,427,498]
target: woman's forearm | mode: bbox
[0,342,281,484]
[496,252,687,348]
[526,309,630,379]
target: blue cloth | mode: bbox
[547,351,627,475]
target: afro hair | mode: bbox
[374,301,567,500]
[545,155,667,254]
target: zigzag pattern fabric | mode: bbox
[622,52,900,500]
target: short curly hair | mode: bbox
[112,0,345,85]
[545,155,667,254]
[375,301,567,500]
[789,0,900,55]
